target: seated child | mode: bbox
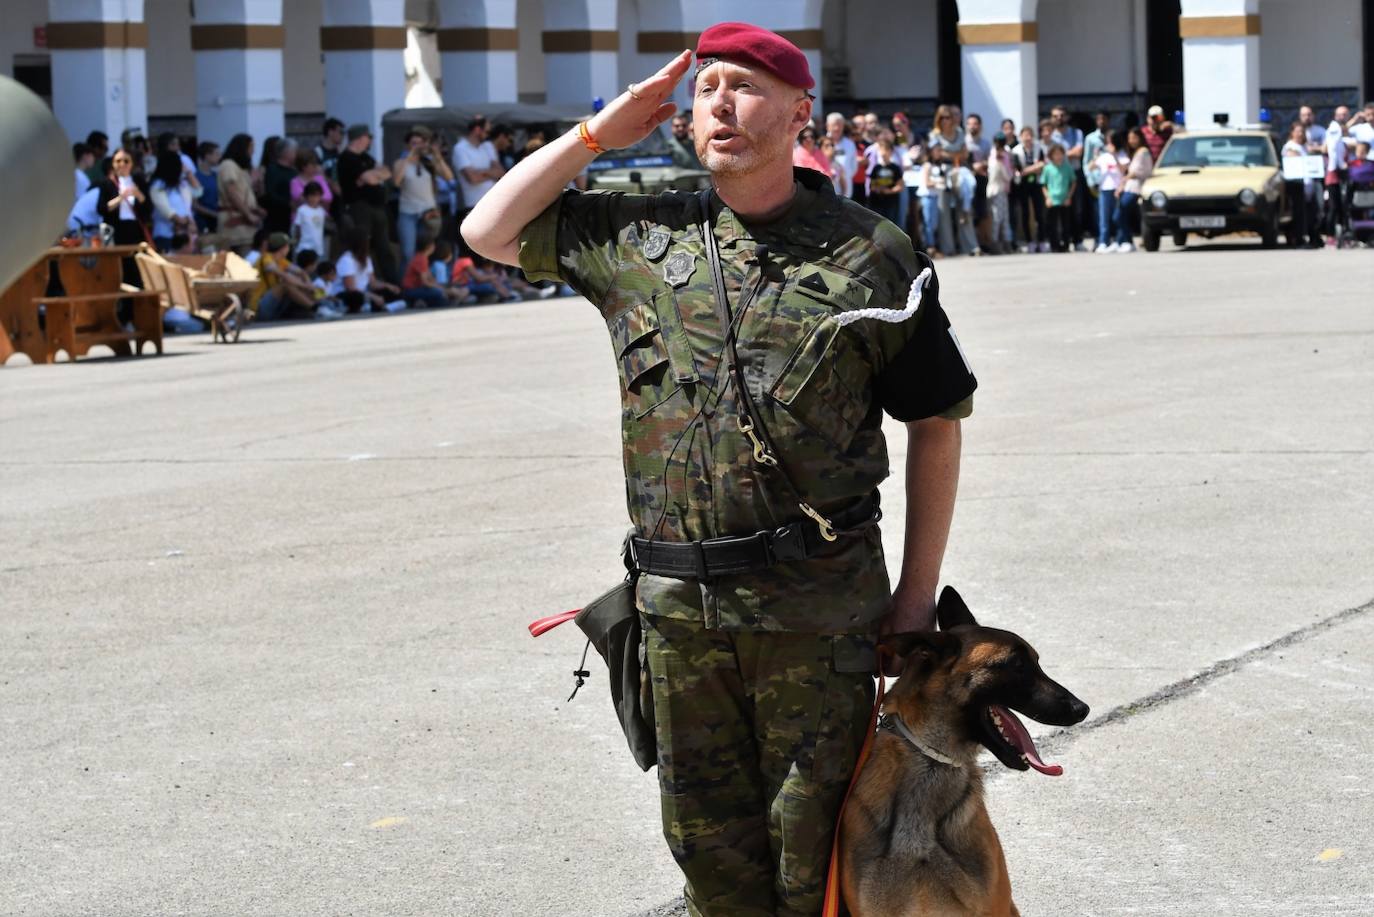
[400,231,450,309]
[253,232,334,321]
[430,240,474,304]
[453,251,520,302]
[297,249,344,320]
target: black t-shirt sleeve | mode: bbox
[873,293,977,422]
[858,225,976,422]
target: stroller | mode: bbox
[1339,158,1374,248]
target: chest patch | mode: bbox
[642,230,670,262]
[663,250,697,288]
[795,266,874,313]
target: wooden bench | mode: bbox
[41,248,162,361]
[0,258,48,365]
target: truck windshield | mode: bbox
[1157,135,1276,168]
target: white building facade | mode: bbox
[1,0,1369,148]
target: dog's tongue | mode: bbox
[991,704,1063,776]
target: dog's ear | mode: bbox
[880,630,956,665]
[936,586,979,630]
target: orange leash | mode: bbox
[821,649,890,917]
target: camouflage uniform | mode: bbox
[520,167,976,916]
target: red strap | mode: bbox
[528,608,581,638]
[821,648,891,917]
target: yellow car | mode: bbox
[1139,128,1291,250]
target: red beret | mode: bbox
[695,22,814,91]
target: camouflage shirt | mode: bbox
[519,167,975,633]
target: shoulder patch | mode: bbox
[795,266,873,313]
[642,230,670,262]
[835,268,933,327]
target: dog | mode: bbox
[838,587,1089,917]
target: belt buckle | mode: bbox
[771,524,807,563]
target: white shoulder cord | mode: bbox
[834,267,933,327]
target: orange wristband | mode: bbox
[577,120,605,155]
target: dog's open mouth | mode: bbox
[985,705,1063,776]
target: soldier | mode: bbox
[463,22,976,917]
[667,111,704,170]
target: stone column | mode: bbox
[1179,0,1260,128]
[437,0,517,105]
[956,0,1038,131]
[543,0,619,108]
[192,0,285,149]
[47,0,148,143]
[630,0,691,112]
[321,0,407,143]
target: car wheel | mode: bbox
[1142,225,1161,252]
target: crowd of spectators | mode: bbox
[788,99,1374,257]
[59,96,1374,333]
[64,115,560,331]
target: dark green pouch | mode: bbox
[575,574,657,771]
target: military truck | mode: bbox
[382,104,709,196]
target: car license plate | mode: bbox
[1180,216,1226,229]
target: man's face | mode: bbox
[470,121,489,143]
[1299,106,1314,127]
[966,115,982,137]
[202,148,221,167]
[326,125,343,146]
[1052,108,1067,128]
[1334,106,1351,124]
[493,133,512,152]
[351,133,372,153]
[1096,113,1109,132]
[693,60,810,178]
[409,134,428,154]
[672,116,691,141]
[826,118,844,141]
[863,113,880,137]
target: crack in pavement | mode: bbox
[628,594,1374,917]
[1016,593,1374,765]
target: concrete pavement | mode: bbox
[1,242,1371,916]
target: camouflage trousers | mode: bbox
[643,613,876,917]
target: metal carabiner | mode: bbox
[799,503,838,542]
[738,415,778,467]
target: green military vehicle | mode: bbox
[382,104,708,196]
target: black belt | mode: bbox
[626,494,881,579]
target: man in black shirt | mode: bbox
[337,124,398,284]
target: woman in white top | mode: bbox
[1090,131,1128,252]
[1113,127,1153,250]
[1282,122,1320,247]
[393,125,455,266]
[333,226,402,313]
[149,149,202,252]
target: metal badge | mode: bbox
[663,250,696,288]
[642,230,670,262]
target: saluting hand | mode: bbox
[587,50,693,151]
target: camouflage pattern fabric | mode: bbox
[519,167,974,634]
[517,166,976,915]
[643,607,875,917]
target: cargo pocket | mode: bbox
[776,636,875,901]
[769,315,871,450]
[610,294,697,418]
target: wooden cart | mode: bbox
[136,248,257,343]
